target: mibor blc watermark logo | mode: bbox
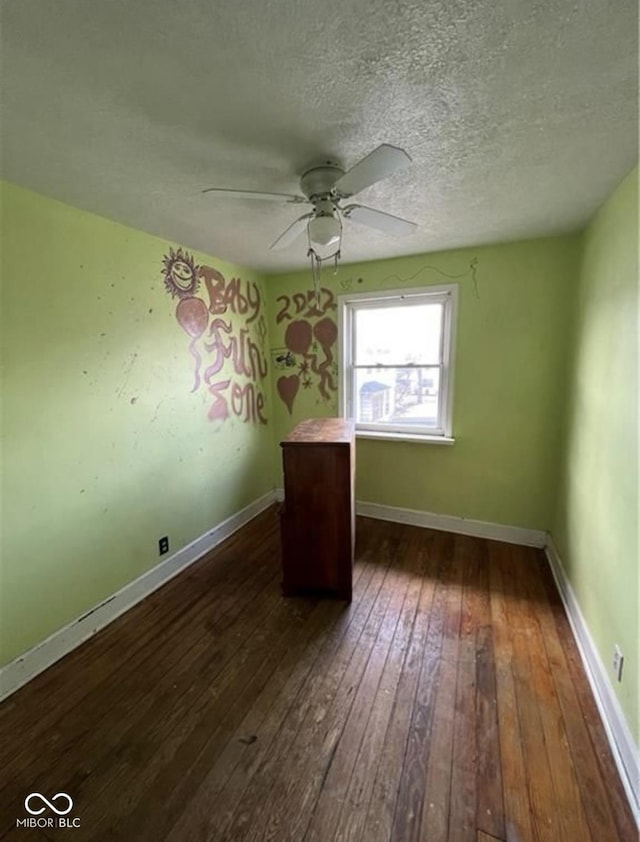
[17,792,80,829]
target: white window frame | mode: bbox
[338,284,458,444]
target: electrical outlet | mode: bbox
[159,536,169,556]
[613,645,624,682]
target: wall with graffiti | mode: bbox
[1,181,275,667]
[161,247,269,425]
[265,276,340,481]
[270,286,338,414]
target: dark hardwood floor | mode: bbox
[0,507,635,841]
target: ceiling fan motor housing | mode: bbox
[300,163,344,202]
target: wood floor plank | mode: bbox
[473,540,505,842]
[265,526,416,842]
[530,549,632,842]
[487,540,536,842]
[449,534,483,842]
[198,560,368,793]
[321,530,429,842]
[8,580,292,840]
[84,590,317,839]
[164,558,374,841]
[418,530,465,841]
[207,520,398,842]
[0,509,634,842]
[0,826,50,842]
[358,530,441,842]
[516,547,591,842]
[390,530,454,842]
[500,543,561,842]
[199,562,388,842]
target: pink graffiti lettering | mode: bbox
[205,318,267,381]
[275,288,336,323]
[163,250,268,425]
[231,382,267,424]
[208,379,231,421]
[198,265,228,315]
[245,282,261,324]
[204,318,234,380]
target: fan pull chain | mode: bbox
[308,247,341,309]
[308,248,321,309]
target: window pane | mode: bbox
[355,366,441,428]
[354,303,442,366]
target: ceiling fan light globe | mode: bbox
[308,215,341,247]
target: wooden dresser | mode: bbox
[280,417,355,601]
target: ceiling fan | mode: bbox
[202,143,417,255]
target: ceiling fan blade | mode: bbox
[342,204,417,236]
[202,187,307,204]
[270,213,314,250]
[334,144,412,198]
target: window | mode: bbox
[338,284,458,442]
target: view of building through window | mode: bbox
[353,303,443,426]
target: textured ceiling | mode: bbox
[1,0,637,273]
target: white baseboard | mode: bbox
[0,490,277,703]
[274,488,545,547]
[545,536,640,824]
[356,499,547,547]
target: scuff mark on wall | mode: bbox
[150,399,164,424]
[115,352,139,398]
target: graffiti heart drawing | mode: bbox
[277,375,300,414]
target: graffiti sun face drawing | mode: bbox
[163,247,200,298]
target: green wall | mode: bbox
[552,167,639,742]
[0,181,273,666]
[267,237,579,530]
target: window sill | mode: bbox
[355,430,455,445]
